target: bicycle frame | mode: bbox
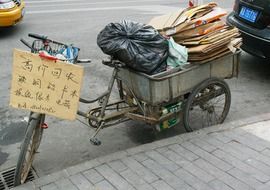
[76,65,139,145]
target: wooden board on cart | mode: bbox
[9,49,84,120]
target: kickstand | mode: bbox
[89,122,104,146]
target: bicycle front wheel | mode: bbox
[14,113,45,186]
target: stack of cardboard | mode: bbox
[149,3,242,63]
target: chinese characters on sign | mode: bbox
[10,49,84,120]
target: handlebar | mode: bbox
[28,33,48,41]
[20,39,33,50]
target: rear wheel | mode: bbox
[183,78,231,132]
[14,113,45,186]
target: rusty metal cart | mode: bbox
[14,33,240,186]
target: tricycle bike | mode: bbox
[14,33,239,186]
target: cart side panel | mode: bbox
[210,52,240,79]
[171,63,211,98]
[118,69,151,102]
[151,80,170,104]
[210,54,234,79]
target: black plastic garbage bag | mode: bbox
[97,20,168,75]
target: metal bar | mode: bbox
[125,111,177,125]
[77,110,99,122]
[100,69,118,117]
[79,91,109,104]
[103,107,138,121]
[90,122,105,139]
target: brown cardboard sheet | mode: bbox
[173,20,226,41]
[178,27,239,45]
[148,2,218,35]
[189,49,232,63]
[187,32,240,53]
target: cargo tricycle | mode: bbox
[14,33,239,186]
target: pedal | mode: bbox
[90,138,101,146]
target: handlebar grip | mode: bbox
[28,33,48,40]
[20,38,34,51]
[77,59,91,63]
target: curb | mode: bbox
[13,112,270,189]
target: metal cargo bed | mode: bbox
[117,51,240,105]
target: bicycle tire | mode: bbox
[183,78,231,132]
[14,113,45,186]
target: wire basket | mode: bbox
[31,39,79,63]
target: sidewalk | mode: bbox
[13,113,270,190]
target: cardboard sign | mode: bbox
[10,49,84,120]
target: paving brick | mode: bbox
[83,169,104,184]
[95,180,116,190]
[69,173,94,190]
[261,148,270,158]
[189,138,217,153]
[142,159,193,190]
[156,147,169,154]
[227,167,264,189]
[159,149,191,168]
[201,136,225,148]
[108,160,127,173]
[55,178,78,190]
[40,183,59,190]
[193,159,224,178]
[218,171,254,190]
[257,181,270,190]
[223,131,266,152]
[208,179,233,190]
[217,142,250,161]
[203,136,253,162]
[204,136,252,157]
[95,164,135,190]
[257,184,270,190]
[212,149,270,183]
[168,144,199,161]
[34,170,69,187]
[136,183,155,190]
[181,141,233,171]
[132,152,148,162]
[193,159,253,190]
[66,159,100,176]
[145,150,179,172]
[202,135,250,161]
[229,141,270,167]
[241,133,270,151]
[183,162,215,183]
[121,157,158,184]
[120,168,146,187]
[245,158,270,176]
[175,168,214,190]
[151,180,175,190]
[208,132,232,143]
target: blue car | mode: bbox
[227,0,270,59]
